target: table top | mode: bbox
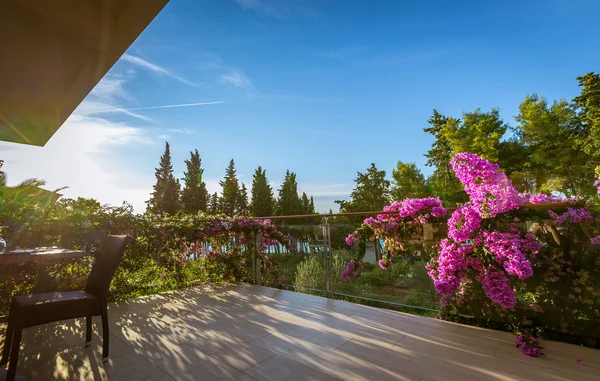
[0,248,88,265]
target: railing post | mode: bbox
[323,219,333,298]
[254,232,262,285]
[251,232,256,284]
[374,239,381,262]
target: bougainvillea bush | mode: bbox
[344,197,448,278]
[1,212,293,312]
[345,153,600,353]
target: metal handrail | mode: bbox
[258,201,576,220]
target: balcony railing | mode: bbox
[1,202,598,349]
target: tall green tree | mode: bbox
[497,138,536,193]
[514,94,592,196]
[208,192,219,215]
[424,110,454,171]
[573,72,600,157]
[237,183,249,215]
[391,161,430,201]
[180,149,208,214]
[423,111,466,204]
[277,170,302,215]
[336,163,390,212]
[250,166,275,217]
[147,142,180,215]
[219,159,240,216]
[445,108,508,163]
[300,192,314,214]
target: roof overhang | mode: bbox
[0,0,169,146]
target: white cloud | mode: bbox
[75,100,154,122]
[233,0,291,19]
[221,70,252,88]
[84,101,224,118]
[204,179,222,195]
[0,55,230,214]
[76,74,154,122]
[167,128,195,134]
[121,54,197,86]
[266,180,352,199]
[90,74,132,101]
[300,183,353,198]
[1,114,154,213]
[195,52,255,92]
[196,52,223,71]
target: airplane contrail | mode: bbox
[94,101,225,113]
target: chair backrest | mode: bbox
[85,235,132,299]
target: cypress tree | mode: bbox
[250,166,275,217]
[208,192,219,214]
[301,192,312,214]
[181,149,208,214]
[238,183,249,215]
[219,159,240,216]
[146,141,180,215]
[277,170,301,215]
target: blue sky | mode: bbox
[3,0,599,213]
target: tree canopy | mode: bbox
[180,149,208,214]
[277,170,302,216]
[146,142,180,215]
[336,163,390,212]
[27,71,597,220]
[219,159,241,217]
[391,161,430,201]
[250,166,275,217]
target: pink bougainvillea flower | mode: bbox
[549,208,593,225]
[448,204,482,242]
[515,334,543,357]
[478,266,517,308]
[341,260,363,280]
[378,258,393,270]
[577,360,585,366]
[345,231,361,246]
[450,152,525,217]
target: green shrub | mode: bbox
[402,261,438,309]
[269,252,310,285]
[293,254,326,291]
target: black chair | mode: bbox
[0,235,132,381]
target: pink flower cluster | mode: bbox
[345,232,361,246]
[450,153,525,217]
[548,208,593,225]
[521,233,542,255]
[526,193,575,204]
[380,197,447,219]
[341,260,363,280]
[447,204,482,242]
[515,334,543,357]
[477,266,517,308]
[482,230,535,280]
[343,197,447,273]
[378,257,393,269]
[374,197,447,229]
[426,239,472,296]
[428,153,541,310]
[590,235,600,245]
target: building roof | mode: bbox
[0,0,169,146]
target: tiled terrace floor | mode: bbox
[1,284,599,380]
